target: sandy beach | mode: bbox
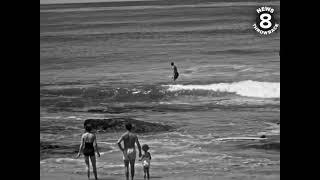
[40,171,280,180]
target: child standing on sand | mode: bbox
[140,144,152,180]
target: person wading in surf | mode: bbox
[117,123,142,180]
[171,62,179,81]
[77,124,100,180]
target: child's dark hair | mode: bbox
[171,62,174,66]
[142,144,149,151]
[125,123,133,131]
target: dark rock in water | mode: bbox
[87,108,129,114]
[245,142,280,151]
[40,141,111,160]
[239,135,280,151]
[40,141,79,160]
[84,117,174,133]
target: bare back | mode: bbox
[82,132,96,143]
[121,132,137,150]
[117,129,142,180]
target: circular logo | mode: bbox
[253,6,279,35]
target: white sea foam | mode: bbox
[163,80,280,98]
[215,137,267,141]
[55,158,81,163]
[65,116,82,120]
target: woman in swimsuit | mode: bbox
[77,124,100,180]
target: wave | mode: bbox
[40,80,280,111]
[41,28,255,42]
[163,80,280,98]
[40,1,280,13]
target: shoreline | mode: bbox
[40,171,280,180]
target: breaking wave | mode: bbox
[163,80,280,98]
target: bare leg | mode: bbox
[146,168,150,180]
[90,155,98,180]
[84,156,90,180]
[129,160,135,180]
[124,160,129,180]
[143,167,147,180]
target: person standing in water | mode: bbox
[117,123,142,180]
[171,62,179,81]
[140,144,152,180]
[77,124,100,180]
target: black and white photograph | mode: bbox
[40,0,280,179]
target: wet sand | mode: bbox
[40,172,280,180]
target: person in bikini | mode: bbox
[117,123,142,180]
[77,124,100,180]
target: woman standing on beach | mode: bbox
[77,124,100,180]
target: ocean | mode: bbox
[40,0,280,179]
